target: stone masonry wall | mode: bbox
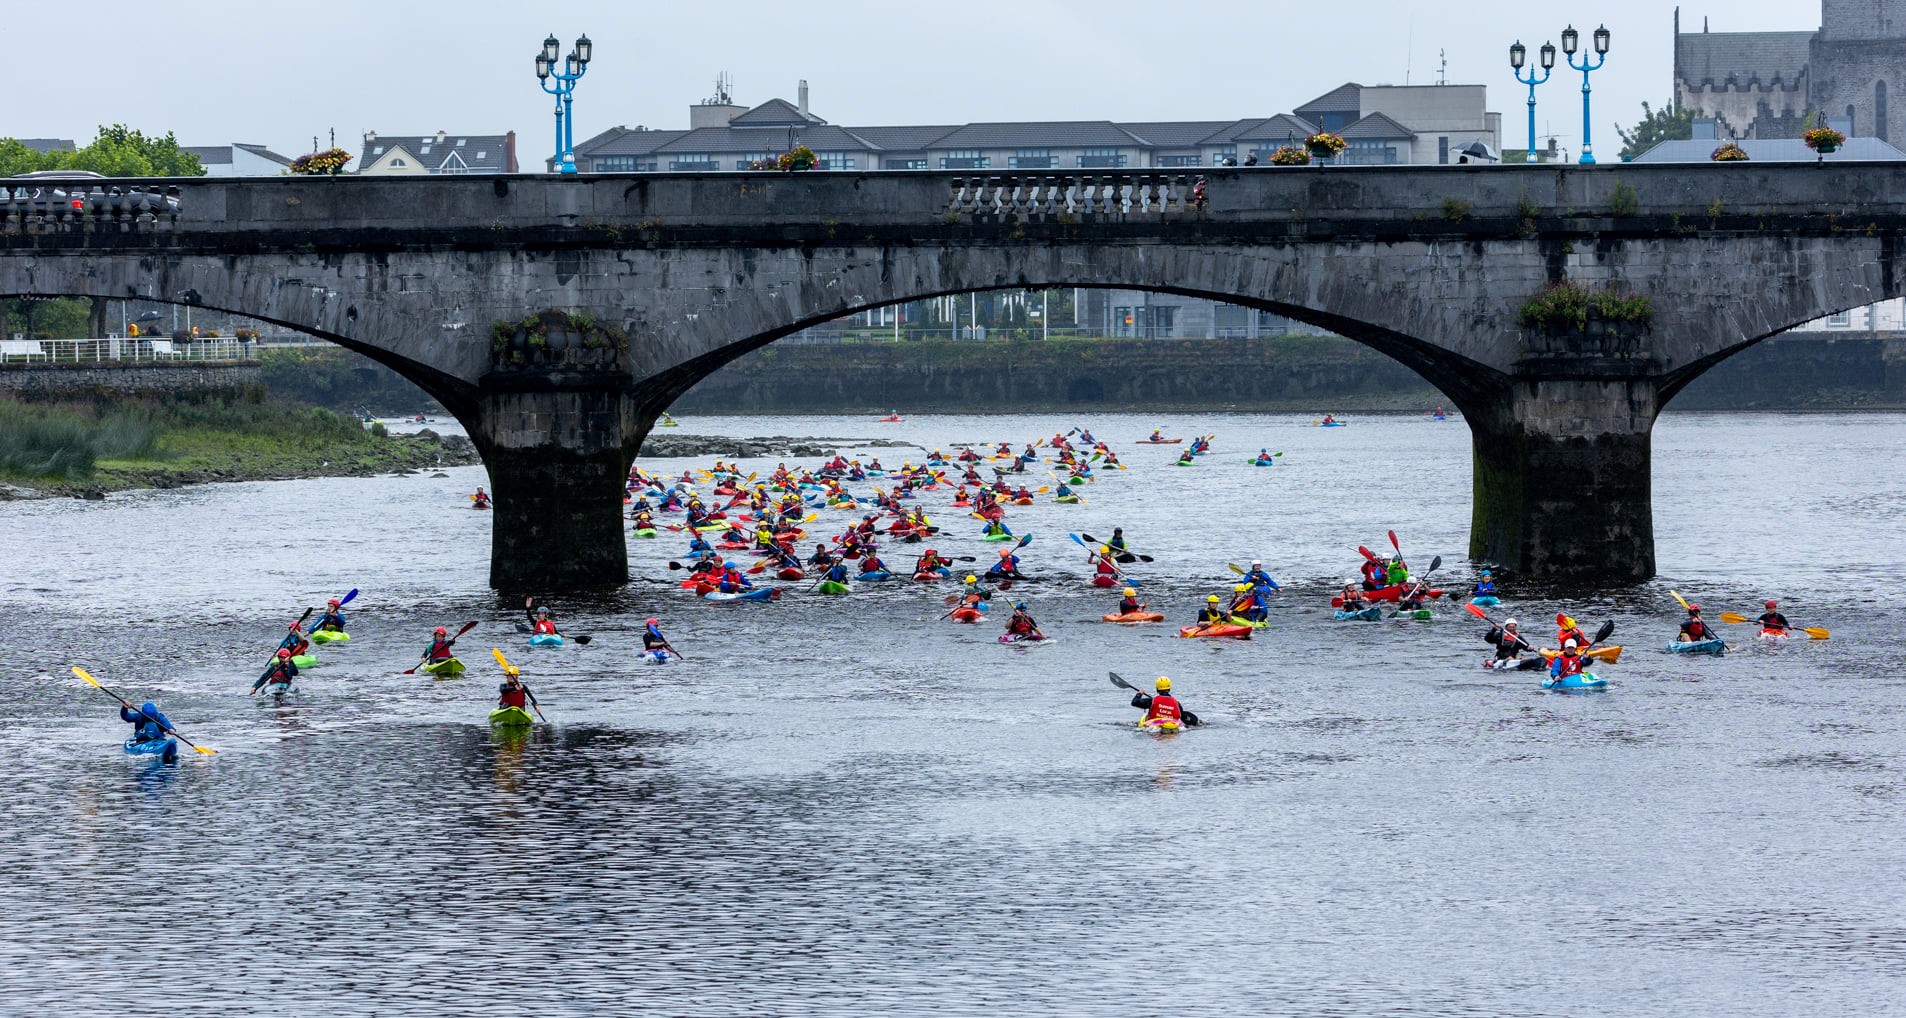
[0,362,262,397]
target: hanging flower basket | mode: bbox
[1802,127,1845,154]
[1304,132,1347,158]
[1710,142,1748,162]
[777,145,818,172]
[289,148,353,175]
[1270,146,1311,166]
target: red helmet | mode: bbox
[645,617,659,627]
[327,598,340,607]
[1764,599,1777,608]
[925,548,938,556]
[1687,604,1702,613]
[288,621,302,631]
[434,626,448,636]
[999,548,1012,557]
[277,648,291,659]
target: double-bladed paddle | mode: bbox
[74,666,216,754]
[1108,672,1202,726]
[490,647,547,721]
[1718,611,1829,639]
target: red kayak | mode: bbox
[716,541,749,551]
[1089,575,1119,588]
[1331,584,1446,607]
[950,607,983,623]
[776,567,806,581]
[1135,438,1183,444]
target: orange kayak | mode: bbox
[1178,623,1253,639]
[1103,611,1164,623]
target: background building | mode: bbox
[182,143,294,177]
[1674,0,1906,140]
[357,131,518,174]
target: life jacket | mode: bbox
[1683,620,1712,640]
[1007,615,1034,634]
[1758,612,1788,631]
[498,684,528,709]
[1095,558,1118,575]
[1553,653,1586,677]
[1198,607,1227,623]
[533,619,557,635]
[1557,626,1588,647]
[1144,694,1183,724]
[428,639,454,660]
[1362,561,1386,584]
[1118,598,1142,614]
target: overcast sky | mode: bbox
[4,0,1821,164]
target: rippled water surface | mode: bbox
[3,411,1903,1016]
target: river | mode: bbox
[1,411,1901,1016]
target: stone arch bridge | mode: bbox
[3,165,1901,589]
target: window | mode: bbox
[735,153,775,170]
[1317,112,1352,132]
[592,156,639,172]
[1157,154,1201,167]
[475,151,487,160]
[1009,149,1054,169]
[1437,137,1449,164]
[1826,311,1853,328]
[885,158,928,169]
[814,152,855,170]
[1341,141,1401,165]
[456,138,467,147]
[940,150,989,169]
[389,158,407,167]
[668,155,718,171]
[1078,147,1127,168]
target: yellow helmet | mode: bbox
[1208,594,1220,603]
[1100,545,1111,554]
[1155,676,1171,691]
[1122,587,1137,597]
[504,665,520,677]
[963,574,977,584]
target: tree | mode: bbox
[0,125,203,177]
[1616,100,1697,161]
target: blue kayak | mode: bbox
[124,736,178,762]
[855,570,895,582]
[1319,421,1346,427]
[1666,638,1726,656]
[1543,671,1608,691]
[1470,595,1500,607]
[1333,606,1382,621]
[702,587,779,602]
[528,633,565,648]
[640,649,670,665]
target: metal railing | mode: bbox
[0,337,257,365]
[944,172,1201,219]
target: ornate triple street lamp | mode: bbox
[1562,24,1611,164]
[536,33,593,174]
[1509,39,1557,161]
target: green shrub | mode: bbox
[0,400,96,478]
[1518,282,1654,333]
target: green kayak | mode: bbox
[1053,495,1080,504]
[290,653,318,669]
[816,580,850,595]
[310,630,349,645]
[422,657,465,678]
[981,532,1016,541]
[633,528,658,538]
[1394,608,1433,621]
[489,705,534,726]
[1069,476,1088,486]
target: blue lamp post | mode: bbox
[535,33,593,174]
[1509,39,1556,161]
[1562,24,1610,165]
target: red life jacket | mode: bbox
[428,639,453,660]
[532,620,557,635]
[1008,615,1034,634]
[1117,598,1142,614]
[1145,695,1183,723]
[1557,627,1588,647]
[499,684,528,708]
[1684,620,1712,640]
[1095,558,1117,575]
[1554,653,1586,677]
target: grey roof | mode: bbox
[1633,136,1906,163]
[1295,83,1363,116]
[362,133,515,171]
[927,121,1146,149]
[185,143,292,166]
[1339,112,1416,140]
[1119,121,1239,148]
[848,125,960,152]
[729,98,824,127]
[1675,31,1814,87]
[575,126,692,157]
[651,124,874,155]
[1230,114,1321,142]
[17,138,75,153]
[235,143,293,166]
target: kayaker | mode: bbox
[1013,484,1034,502]
[1196,595,1228,625]
[1088,545,1121,581]
[987,547,1024,580]
[982,518,1013,539]
[823,560,851,585]
[497,666,533,711]
[631,509,655,530]
[1004,602,1041,639]
[914,549,952,577]
[1321,414,1336,425]
[1254,448,1273,464]
[1148,429,1166,442]
[1385,556,1408,586]
[718,563,754,593]
[686,533,714,555]
[642,618,671,652]
[1054,480,1075,500]
[1116,586,1144,615]
[313,598,348,633]
[424,626,457,660]
[121,698,175,746]
[809,543,837,568]
[1360,557,1388,591]
[1473,570,1498,599]
[1338,582,1368,612]
[1230,586,1269,623]
[1175,449,1195,465]
[277,621,310,659]
[530,608,558,637]
[1485,618,1533,663]
[1756,599,1790,634]
[471,486,491,509]
[1555,614,1591,649]
[1129,676,1202,727]
[1550,640,1588,680]
[253,647,299,692]
[857,552,889,579]
[1239,561,1279,591]
[1677,605,1716,643]
[1398,576,1427,612]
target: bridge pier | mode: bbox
[471,376,642,591]
[1469,377,1659,583]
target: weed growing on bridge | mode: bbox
[1608,182,1640,217]
[1517,282,1654,334]
[1515,194,1541,219]
[1707,199,1724,220]
[1441,198,1471,222]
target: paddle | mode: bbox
[1108,672,1202,726]
[524,597,593,645]
[1719,611,1829,639]
[74,666,217,755]
[490,647,547,722]
[1078,533,1154,563]
[1224,563,1282,590]
[1464,602,1537,655]
[404,620,479,674]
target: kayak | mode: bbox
[1137,718,1184,734]
[950,607,983,624]
[123,736,178,761]
[999,633,1054,645]
[1757,628,1791,642]
[310,630,350,645]
[1135,438,1182,444]
[816,580,851,595]
[1178,623,1252,639]
[1318,421,1346,427]
[641,648,671,665]
[1011,497,1034,506]
[633,528,659,538]
[1227,615,1268,629]
[1540,645,1624,664]
[1333,607,1382,621]
[777,567,807,581]
[528,633,565,648]
[912,570,948,582]
[421,657,465,678]
[472,503,491,511]
[1089,575,1120,588]
[1068,475,1089,486]
[1543,671,1608,691]
[489,705,534,726]
[1393,608,1433,621]
[1484,656,1544,671]
[262,680,297,695]
[980,532,1016,541]
[703,587,780,602]
[1332,585,1445,606]
[1666,638,1727,656]
[1469,596,1500,607]
[1172,460,1195,467]
[1247,460,1275,467]
[290,653,318,669]
[855,570,894,582]
[716,541,750,551]
[1102,611,1164,623]
[1053,495,1081,504]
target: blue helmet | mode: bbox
[1014,602,1028,611]
[139,701,158,717]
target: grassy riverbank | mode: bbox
[0,391,477,497]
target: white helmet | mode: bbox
[1564,639,1579,649]
[1251,560,1261,568]
[1503,618,1518,627]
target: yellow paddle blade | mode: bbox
[1719,612,1751,624]
[1803,626,1830,639]
[72,665,102,687]
[1669,589,1690,611]
[491,647,518,674]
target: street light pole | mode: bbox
[535,33,593,174]
[1562,24,1611,165]
[1509,40,1556,161]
